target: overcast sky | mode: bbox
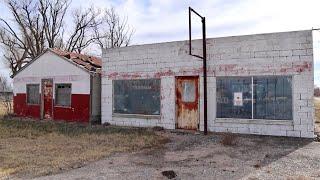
[1,0,320,85]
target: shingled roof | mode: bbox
[51,49,102,74]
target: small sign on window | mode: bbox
[233,92,243,106]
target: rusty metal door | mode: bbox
[41,79,53,119]
[176,76,199,130]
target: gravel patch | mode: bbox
[34,131,320,180]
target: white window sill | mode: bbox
[112,113,160,119]
[215,118,293,125]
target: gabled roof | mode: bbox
[12,48,102,78]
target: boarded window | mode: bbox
[26,84,40,104]
[216,77,252,119]
[113,79,160,115]
[216,76,293,120]
[55,84,71,107]
[253,77,292,120]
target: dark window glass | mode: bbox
[216,77,252,119]
[253,77,292,120]
[55,84,71,106]
[26,84,40,104]
[113,79,160,115]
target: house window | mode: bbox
[217,76,292,120]
[113,79,160,115]
[55,84,71,107]
[26,84,40,104]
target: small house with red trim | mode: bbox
[12,48,101,123]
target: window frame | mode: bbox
[216,76,293,121]
[26,84,40,105]
[54,83,72,107]
[112,79,161,117]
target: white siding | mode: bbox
[13,51,91,96]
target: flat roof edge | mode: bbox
[102,29,312,52]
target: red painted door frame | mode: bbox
[41,79,53,119]
[175,76,199,130]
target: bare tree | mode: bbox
[65,7,101,53]
[39,0,70,48]
[0,29,29,74]
[0,75,13,115]
[94,7,134,49]
[0,0,134,75]
[0,0,48,76]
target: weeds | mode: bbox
[220,133,237,146]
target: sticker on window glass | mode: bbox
[182,81,196,102]
[233,92,243,106]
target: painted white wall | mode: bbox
[13,51,91,96]
[102,30,314,138]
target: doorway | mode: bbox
[41,79,53,119]
[176,76,199,130]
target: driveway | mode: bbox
[35,131,320,180]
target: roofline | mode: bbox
[103,29,313,52]
[11,48,100,78]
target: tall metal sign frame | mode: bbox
[188,7,208,135]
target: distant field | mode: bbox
[315,98,320,124]
[314,98,320,136]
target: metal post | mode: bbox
[189,7,192,55]
[202,17,207,135]
[188,7,208,135]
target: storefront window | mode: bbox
[253,77,292,120]
[113,79,160,115]
[217,76,292,120]
[216,77,252,119]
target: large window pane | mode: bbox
[27,84,40,104]
[253,77,292,120]
[216,77,252,119]
[113,79,160,115]
[55,84,71,106]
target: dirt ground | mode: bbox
[33,131,320,180]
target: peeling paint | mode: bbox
[176,76,199,130]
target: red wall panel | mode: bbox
[13,93,90,123]
[53,94,90,123]
[13,93,41,118]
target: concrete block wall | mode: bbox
[102,30,315,138]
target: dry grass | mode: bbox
[0,117,166,179]
[0,101,9,117]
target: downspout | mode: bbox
[89,74,93,125]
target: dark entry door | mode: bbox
[41,79,53,119]
[176,76,199,130]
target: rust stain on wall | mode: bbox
[105,67,215,80]
[279,61,312,73]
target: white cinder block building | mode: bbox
[101,30,315,138]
